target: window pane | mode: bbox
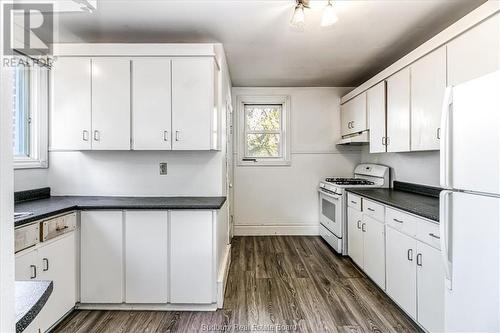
[244,105,281,131]
[13,64,30,157]
[246,133,280,157]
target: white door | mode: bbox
[91,58,131,150]
[172,58,214,150]
[362,215,385,289]
[386,67,410,152]
[80,211,124,303]
[367,81,386,153]
[50,57,92,150]
[15,249,37,280]
[447,14,500,86]
[170,210,214,304]
[416,241,444,333]
[443,71,500,195]
[341,93,367,136]
[132,58,172,150]
[411,47,446,151]
[386,226,417,319]
[125,211,168,303]
[347,206,363,268]
[442,191,500,332]
[37,233,76,332]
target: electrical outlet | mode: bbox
[159,162,168,175]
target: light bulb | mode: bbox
[290,4,305,29]
[321,1,338,27]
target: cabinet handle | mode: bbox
[361,223,366,232]
[367,207,375,212]
[30,265,37,279]
[386,137,390,145]
[55,225,68,232]
[82,130,89,141]
[347,122,351,129]
[437,128,441,140]
[429,233,440,239]
[357,220,361,229]
[382,137,386,146]
[42,258,49,272]
[175,130,181,141]
[393,218,404,224]
[416,253,422,266]
[163,131,169,142]
[407,249,413,261]
[351,200,357,205]
[351,121,355,128]
[93,130,100,141]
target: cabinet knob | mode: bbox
[30,265,37,279]
[357,220,361,229]
[437,128,441,140]
[93,130,100,141]
[361,223,366,232]
[43,258,49,271]
[82,130,89,141]
[163,131,169,142]
[175,130,181,141]
[407,249,414,261]
[416,253,422,266]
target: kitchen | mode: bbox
[0,0,499,332]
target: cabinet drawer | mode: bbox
[42,213,77,242]
[363,199,385,222]
[416,220,441,250]
[15,223,40,253]
[347,193,362,211]
[386,208,417,236]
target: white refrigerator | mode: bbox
[440,70,500,332]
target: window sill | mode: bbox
[14,158,48,170]
[237,159,291,167]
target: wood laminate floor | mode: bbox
[53,236,421,333]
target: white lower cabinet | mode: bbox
[15,232,76,333]
[80,211,124,303]
[125,211,169,303]
[386,226,417,319]
[170,210,215,304]
[347,206,363,267]
[362,216,385,289]
[416,241,444,333]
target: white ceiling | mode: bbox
[48,0,486,86]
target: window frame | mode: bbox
[13,61,48,169]
[236,95,291,166]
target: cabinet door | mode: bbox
[171,58,214,150]
[386,67,410,152]
[50,57,91,150]
[80,211,123,303]
[37,233,76,332]
[132,58,172,150]
[341,93,367,136]
[170,210,214,304]
[447,14,500,86]
[91,58,131,150]
[15,250,38,280]
[125,211,168,303]
[347,207,363,268]
[417,241,444,333]
[411,47,446,151]
[362,216,385,289]
[367,82,386,153]
[386,227,417,319]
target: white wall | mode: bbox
[232,87,360,235]
[361,147,440,186]
[14,169,49,191]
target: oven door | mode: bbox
[319,189,343,238]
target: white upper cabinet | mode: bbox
[386,68,411,152]
[51,57,92,150]
[367,81,386,153]
[91,58,131,150]
[132,58,172,150]
[447,14,500,86]
[411,47,446,151]
[172,58,216,150]
[341,92,367,137]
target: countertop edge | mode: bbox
[16,281,53,333]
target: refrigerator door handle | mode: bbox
[440,190,453,290]
[440,87,453,188]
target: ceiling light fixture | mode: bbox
[290,0,309,29]
[321,0,338,27]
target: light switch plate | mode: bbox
[159,162,168,175]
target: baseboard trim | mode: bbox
[76,302,218,312]
[234,224,319,236]
[217,244,231,308]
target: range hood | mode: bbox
[336,131,369,145]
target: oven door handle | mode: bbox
[319,189,341,200]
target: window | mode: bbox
[12,57,48,169]
[237,96,290,166]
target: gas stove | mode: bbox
[324,178,376,186]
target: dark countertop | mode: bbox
[346,187,440,222]
[15,196,227,227]
[16,281,53,333]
